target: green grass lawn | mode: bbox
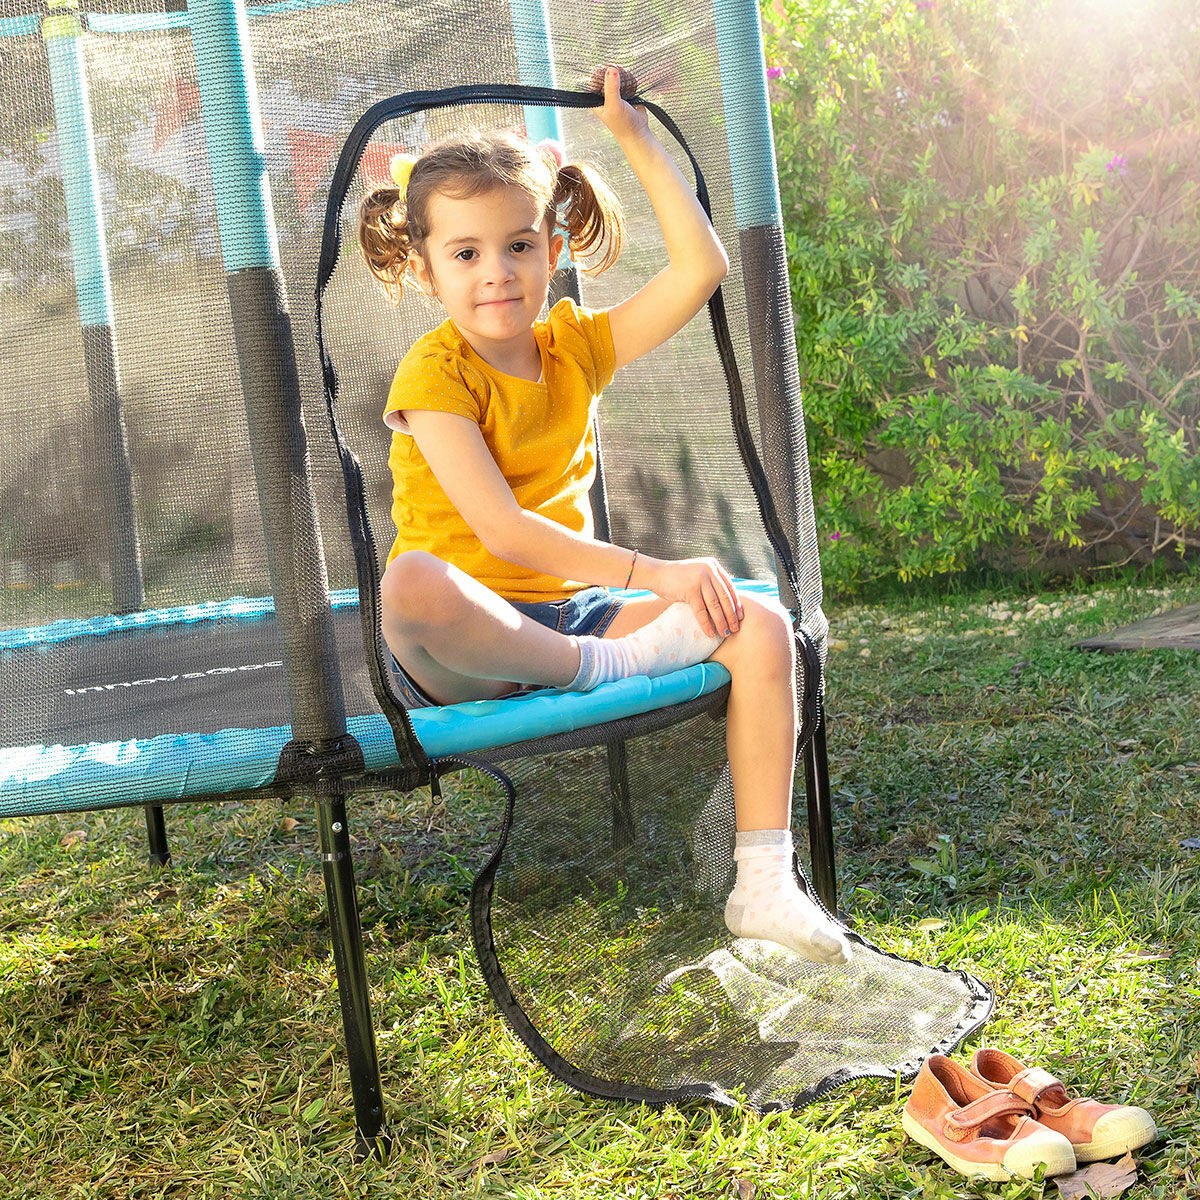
[2,573,1198,1199]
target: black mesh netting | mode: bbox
[0,0,992,1111]
[460,704,991,1111]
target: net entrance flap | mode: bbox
[475,738,992,1109]
[316,70,992,1109]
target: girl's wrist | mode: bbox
[626,552,661,592]
[615,127,663,169]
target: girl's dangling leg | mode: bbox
[709,595,852,966]
[605,591,852,965]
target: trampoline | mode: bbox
[0,0,993,1144]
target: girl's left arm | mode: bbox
[597,66,730,371]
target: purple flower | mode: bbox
[915,1,935,9]
[1106,154,1128,176]
[830,531,843,541]
[767,66,784,80]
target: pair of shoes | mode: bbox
[903,1050,1156,1181]
[903,1054,1075,1180]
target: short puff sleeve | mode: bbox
[543,298,616,396]
[383,347,487,434]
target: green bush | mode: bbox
[765,0,1200,593]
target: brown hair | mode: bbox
[357,130,624,303]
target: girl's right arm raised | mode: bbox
[596,66,729,372]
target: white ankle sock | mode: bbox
[567,602,724,692]
[724,829,852,965]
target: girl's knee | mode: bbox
[728,593,794,669]
[381,551,456,630]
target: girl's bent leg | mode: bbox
[381,551,580,705]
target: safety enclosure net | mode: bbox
[0,0,991,1117]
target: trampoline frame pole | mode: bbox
[189,0,384,1145]
[509,6,632,841]
[803,715,837,911]
[316,781,385,1151]
[43,5,145,616]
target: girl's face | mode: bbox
[411,183,563,355]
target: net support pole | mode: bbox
[713,0,836,906]
[43,6,145,616]
[802,715,837,910]
[510,9,633,873]
[188,0,384,1146]
[510,0,563,147]
[712,0,819,601]
[44,2,159,862]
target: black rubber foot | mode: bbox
[355,1129,392,1162]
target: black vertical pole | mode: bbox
[803,715,837,912]
[45,6,160,863]
[316,782,385,1154]
[144,803,170,868]
[190,0,384,1146]
[714,3,835,895]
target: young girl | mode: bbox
[358,66,851,966]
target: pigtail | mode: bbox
[357,185,414,303]
[553,161,624,275]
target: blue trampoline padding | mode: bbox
[0,588,362,651]
[402,662,728,757]
[0,663,730,818]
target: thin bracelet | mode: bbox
[623,548,639,590]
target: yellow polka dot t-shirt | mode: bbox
[383,298,615,602]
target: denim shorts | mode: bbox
[390,585,624,709]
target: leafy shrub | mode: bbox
[765,0,1200,593]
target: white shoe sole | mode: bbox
[902,1109,1076,1181]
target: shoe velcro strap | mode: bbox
[1009,1066,1064,1107]
[942,1092,1034,1142]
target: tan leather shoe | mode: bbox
[903,1054,1077,1180]
[970,1047,1157,1163]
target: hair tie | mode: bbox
[389,152,416,198]
[536,138,565,169]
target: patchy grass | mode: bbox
[2,573,1199,1198]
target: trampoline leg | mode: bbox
[144,805,169,867]
[315,785,388,1156]
[606,740,635,850]
[803,714,838,913]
